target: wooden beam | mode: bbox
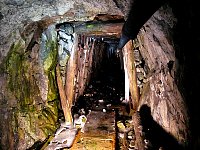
[123,40,140,111]
[56,64,73,123]
[75,22,123,38]
[65,34,78,109]
[123,40,145,150]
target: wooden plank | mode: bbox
[65,34,78,108]
[56,64,72,123]
[71,111,116,150]
[123,40,145,150]
[123,40,140,111]
[75,22,123,38]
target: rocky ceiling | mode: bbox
[0,0,129,63]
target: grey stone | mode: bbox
[4,0,25,6]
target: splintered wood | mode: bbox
[123,40,145,150]
[70,111,116,150]
[56,64,73,123]
[123,40,140,111]
[65,34,78,109]
[75,36,95,99]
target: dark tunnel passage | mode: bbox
[71,38,126,117]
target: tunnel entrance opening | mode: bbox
[70,37,132,150]
[54,19,128,120]
[48,19,136,149]
[45,17,154,149]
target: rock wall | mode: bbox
[136,4,189,146]
[0,0,122,64]
[0,0,123,149]
[0,24,59,149]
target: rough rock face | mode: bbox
[0,24,59,149]
[137,5,189,146]
[0,0,123,64]
[0,0,123,149]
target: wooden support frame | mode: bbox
[56,63,73,123]
[123,40,140,111]
[123,40,145,150]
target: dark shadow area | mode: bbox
[26,137,49,150]
[71,39,128,150]
[139,104,185,150]
[117,0,200,148]
[170,0,200,149]
[72,39,125,115]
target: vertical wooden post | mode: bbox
[123,40,145,150]
[123,49,130,103]
[56,64,73,123]
[123,40,140,111]
[65,34,78,109]
[86,38,95,86]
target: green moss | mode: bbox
[38,105,59,137]
[43,38,59,109]
[43,40,58,73]
[42,38,59,131]
[2,31,60,144]
[86,24,94,28]
[42,108,56,125]
[47,70,58,101]
[28,104,36,112]
[47,101,59,120]
[4,41,34,110]
[40,123,56,137]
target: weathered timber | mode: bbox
[86,38,95,87]
[56,64,72,123]
[123,40,140,111]
[70,111,116,150]
[133,112,145,150]
[77,36,88,96]
[65,34,78,108]
[123,40,145,149]
[75,22,123,38]
[92,41,106,77]
[75,36,95,100]
[123,53,130,104]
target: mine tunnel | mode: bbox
[55,20,127,112]
[43,18,183,150]
[50,20,135,149]
[1,0,200,150]
[71,37,125,113]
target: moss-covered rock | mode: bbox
[0,24,60,149]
